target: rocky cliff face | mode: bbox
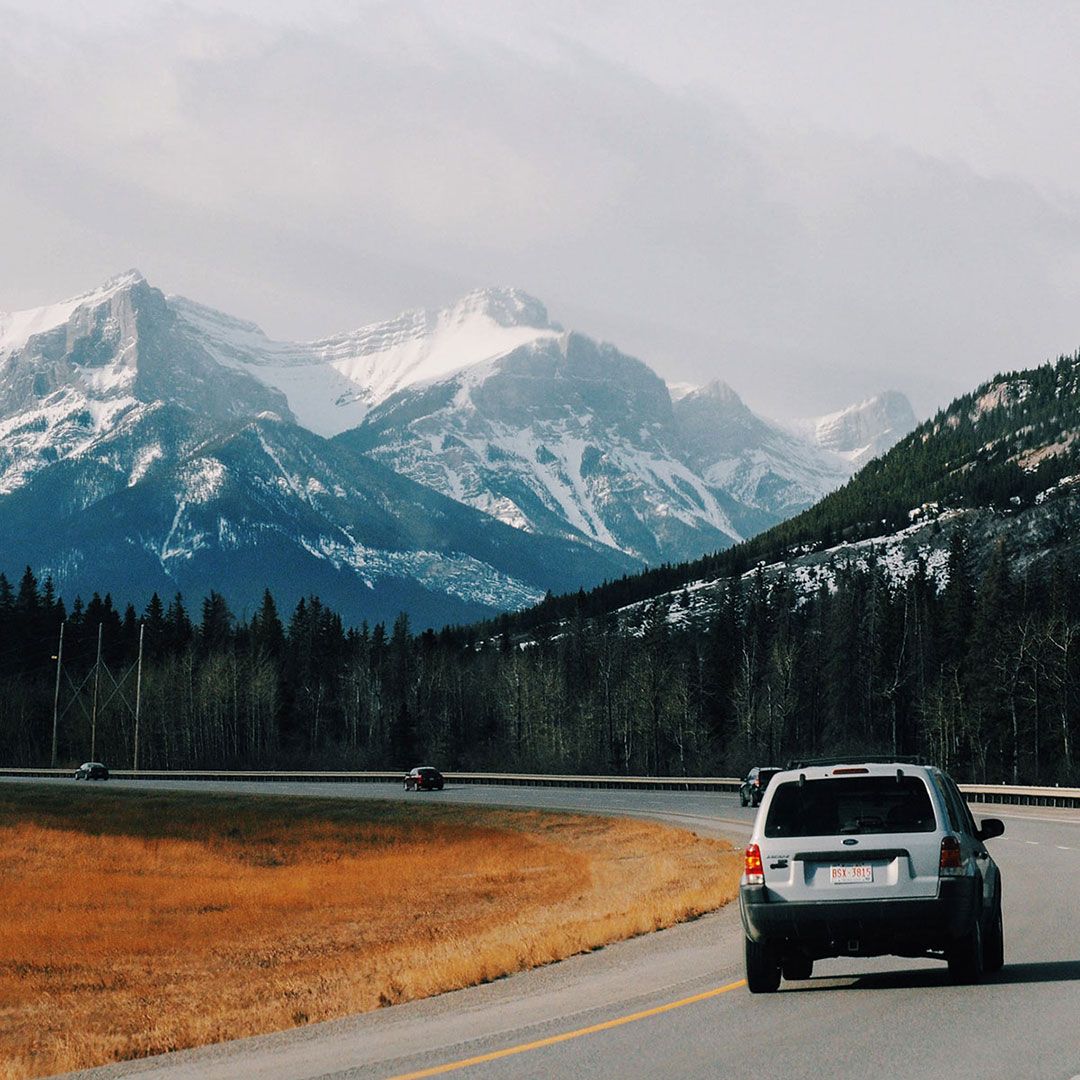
[673,380,853,517]
[338,335,759,565]
[792,390,917,467]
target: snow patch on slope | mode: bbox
[0,271,144,355]
[171,287,560,437]
[0,392,141,494]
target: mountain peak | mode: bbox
[695,379,745,406]
[103,268,146,289]
[676,379,754,419]
[445,287,557,332]
[795,390,917,466]
[0,269,149,355]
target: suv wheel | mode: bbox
[744,937,781,993]
[782,953,813,981]
[739,791,748,807]
[948,917,984,984]
[983,890,1004,974]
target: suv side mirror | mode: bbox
[977,818,1005,841]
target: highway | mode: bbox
[27,779,1080,1080]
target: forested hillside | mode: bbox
[3,535,1078,785]
[4,352,1080,783]
[488,352,1080,635]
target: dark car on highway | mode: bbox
[74,761,109,780]
[404,766,444,791]
[739,766,780,807]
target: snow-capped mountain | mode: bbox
[170,286,560,437]
[672,380,855,516]
[0,270,913,620]
[164,282,911,558]
[336,335,773,565]
[0,407,638,627]
[0,275,633,623]
[791,390,916,468]
[0,271,291,495]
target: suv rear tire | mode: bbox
[948,916,984,984]
[983,890,1004,974]
[745,938,781,993]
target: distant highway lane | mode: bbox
[11,778,1078,1080]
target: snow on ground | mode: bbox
[128,444,163,486]
[610,509,967,635]
[1035,474,1080,504]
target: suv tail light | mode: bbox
[744,843,765,886]
[939,835,963,876]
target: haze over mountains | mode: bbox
[0,271,914,624]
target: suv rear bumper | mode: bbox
[739,878,978,957]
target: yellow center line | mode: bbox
[386,979,747,1079]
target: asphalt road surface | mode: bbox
[15,778,1079,1080]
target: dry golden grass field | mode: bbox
[0,783,740,1079]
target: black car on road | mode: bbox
[404,766,444,791]
[739,766,780,807]
[74,762,109,780]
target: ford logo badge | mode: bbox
[842,837,858,846]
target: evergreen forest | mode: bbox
[2,529,1078,786]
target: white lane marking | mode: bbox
[1025,841,1040,845]
[1056,845,1073,851]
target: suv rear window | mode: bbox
[764,777,937,838]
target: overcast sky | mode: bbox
[3,1,1080,419]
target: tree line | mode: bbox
[1,528,1078,785]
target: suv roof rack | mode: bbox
[784,754,933,770]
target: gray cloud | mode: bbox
[2,2,1079,419]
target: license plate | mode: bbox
[831,864,873,884]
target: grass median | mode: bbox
[0,782,741,1079]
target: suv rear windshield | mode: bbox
[764,777,937,838]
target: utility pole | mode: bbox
[133,622,145,774]
[50,621,65,768]
[90,623,102,761]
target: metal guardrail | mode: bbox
[960,783,1080,809]
[1,769,1079,806]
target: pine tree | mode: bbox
[165,593,194,651]
[200,592,234,653]
[143,593,166,659]
[16,567,38,612]
[252,589,286,659]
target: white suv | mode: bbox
[739,759,1005,992]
